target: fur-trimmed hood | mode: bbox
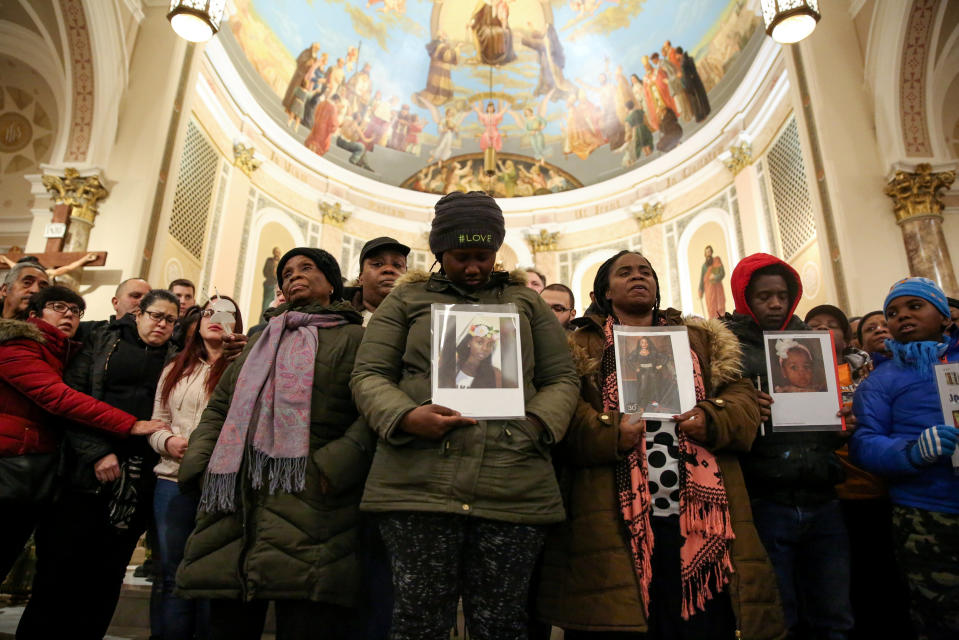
[0,317,45,345]
[569,311,744,393]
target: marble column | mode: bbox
[884,163,958,296]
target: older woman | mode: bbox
[537,250,785,640]
[176,248,369,640]
[0,286,166,582]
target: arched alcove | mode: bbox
[240,207,306,322]
[676,208,739,316]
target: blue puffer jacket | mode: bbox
[850,327,959,514]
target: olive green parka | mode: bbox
[537,311,786,639]
[351,269,579,524]
[176,302,373,606]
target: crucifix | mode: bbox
[0,168,109,279]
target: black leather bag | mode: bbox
[0,452,59,504]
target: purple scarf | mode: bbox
[199,310,348,513]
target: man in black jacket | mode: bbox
[725,253,852,640]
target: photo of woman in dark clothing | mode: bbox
[622,335,681,414]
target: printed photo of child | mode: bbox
[770,336,828,393]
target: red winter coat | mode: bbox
[0,318,136,457]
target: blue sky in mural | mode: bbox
[251,0,730,136]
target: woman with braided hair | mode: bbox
[537,250,785,639]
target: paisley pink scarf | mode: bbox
[600,315,735,619]
[199,310,348,513]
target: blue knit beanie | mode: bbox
[883,277,950,319]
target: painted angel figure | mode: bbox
[473,100,509,151]
[422,101,469,165]
[507,90,553,160]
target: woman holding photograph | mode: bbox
[351,191,578,639]
[438,318,503,389]
[537,250,785,640]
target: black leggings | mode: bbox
[209,599,352,640]
[378,512,546,640]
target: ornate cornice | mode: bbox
[526,228,559,254]
[884,162,956,223]
[233,142,261,177]
[634,202,664,229]
[41,167,109,224]
[722,141,752,176]
[319,201,350,228]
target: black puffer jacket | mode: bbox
[62,315,175,492]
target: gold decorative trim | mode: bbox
[526,229,559,254]
[722,141,752,176]
[634,202,664,229]
[884,162,956,224]
[41,168,109,224]
[319,201,350,228]
[62,0,94,162]
[233,142,261,177]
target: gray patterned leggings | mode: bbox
[378,512,546,640]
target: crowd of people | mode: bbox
[1,192,959,640]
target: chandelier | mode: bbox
[760,0,821,44]
[167,0,226,43]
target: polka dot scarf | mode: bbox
[600,315,735,620]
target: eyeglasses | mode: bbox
[44,301,83,318]
[549,304,572,313]
[199,308,215,318]
[143,310,178,325]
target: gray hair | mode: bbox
[3,262,46,288]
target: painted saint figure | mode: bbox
[698,245,725,319]
[261,247,281,315]
[283,43,321,127]
[521,21,572,98]
[469,0,516,65]
[416,33,461,107]
[678,46,711,122]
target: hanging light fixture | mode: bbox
[167,0,227,43]
[760,0,821,44]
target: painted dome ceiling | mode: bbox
[223,0,764,198]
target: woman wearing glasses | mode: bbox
[0,286,168,584]
[149,295,242,640]
[18,289,181,640]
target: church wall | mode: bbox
[793,5,913,316]
[0,54,58,253]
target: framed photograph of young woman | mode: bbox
[613,326,696,421]
[763,331,844,432]
[431,303,525,419]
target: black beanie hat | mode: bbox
[804,304,851,340]
[276,247,344,302]
[428,191,505,256]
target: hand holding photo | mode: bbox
[613,326,696,421]
[764,331,843,432]
[431,304,524,419]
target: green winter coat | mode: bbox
[176,302,373,605]
[537,311,787,639]
[351,269,579,524]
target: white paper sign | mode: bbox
[764,331,843,432]
[613,325,696,421]
[933,362,959,468]
[43,222,66,239]
[430,304,525,420]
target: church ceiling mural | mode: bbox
[225,0,763,197]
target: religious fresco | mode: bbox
[226,0,762,196]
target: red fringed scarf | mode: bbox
[600,315,735,619]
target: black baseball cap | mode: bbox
[359,237,410,269]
